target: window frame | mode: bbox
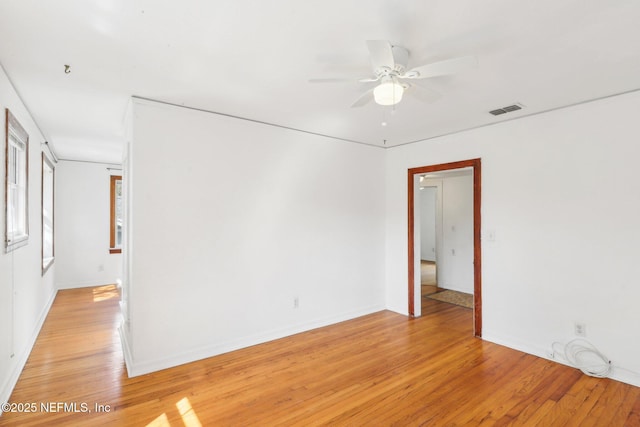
[109,175,122,254]
[5,108,29,253]
[41,153,55,274]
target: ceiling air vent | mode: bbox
[489,104,523,116]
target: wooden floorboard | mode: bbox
[2,285,638,426]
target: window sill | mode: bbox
[42,258,54,275]
[6,236,29,253]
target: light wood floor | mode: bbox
[421,260,440,312]
[3,285,639,426]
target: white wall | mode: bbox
[419,187,437,262]
[121,98,386,376]
[439,175,474,293]
[55,160,122,289]
[0,66,57,405]
[385,90,640,387]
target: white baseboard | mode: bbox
[609,367,640,388]
[56,280,120,290]
[438,284,474,294]
[0,289,57,413]
[122,304,385,378]
[482,332,640,388]
[118,323,135,378]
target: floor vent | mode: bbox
[490,104,523,116]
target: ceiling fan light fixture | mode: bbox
[374,80,404,106]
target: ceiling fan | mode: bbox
[310,40,477,108]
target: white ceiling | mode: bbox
[1,1,640,164]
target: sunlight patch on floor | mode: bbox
[176,397,202,427]
[145,397,202,427]
[93,284,120,302]
[146,413,170,426]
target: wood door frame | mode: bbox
[408,158,482,337]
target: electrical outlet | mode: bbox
[293,297,299,309]
[574,322,586,337]
[98,264,104,272]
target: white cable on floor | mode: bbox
[551,339,612,378]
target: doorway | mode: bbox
[407,159,482,337]
[418,184,439,301]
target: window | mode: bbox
[110,175,122,254]
[5,109,29,252]
[42,154,55,274]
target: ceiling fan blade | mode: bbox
[350,88,374,108]
[308,78,359,83]
[403,55,477,79]
[405,83,441,103]
[358,76,380,83]
[366,40,395,70]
